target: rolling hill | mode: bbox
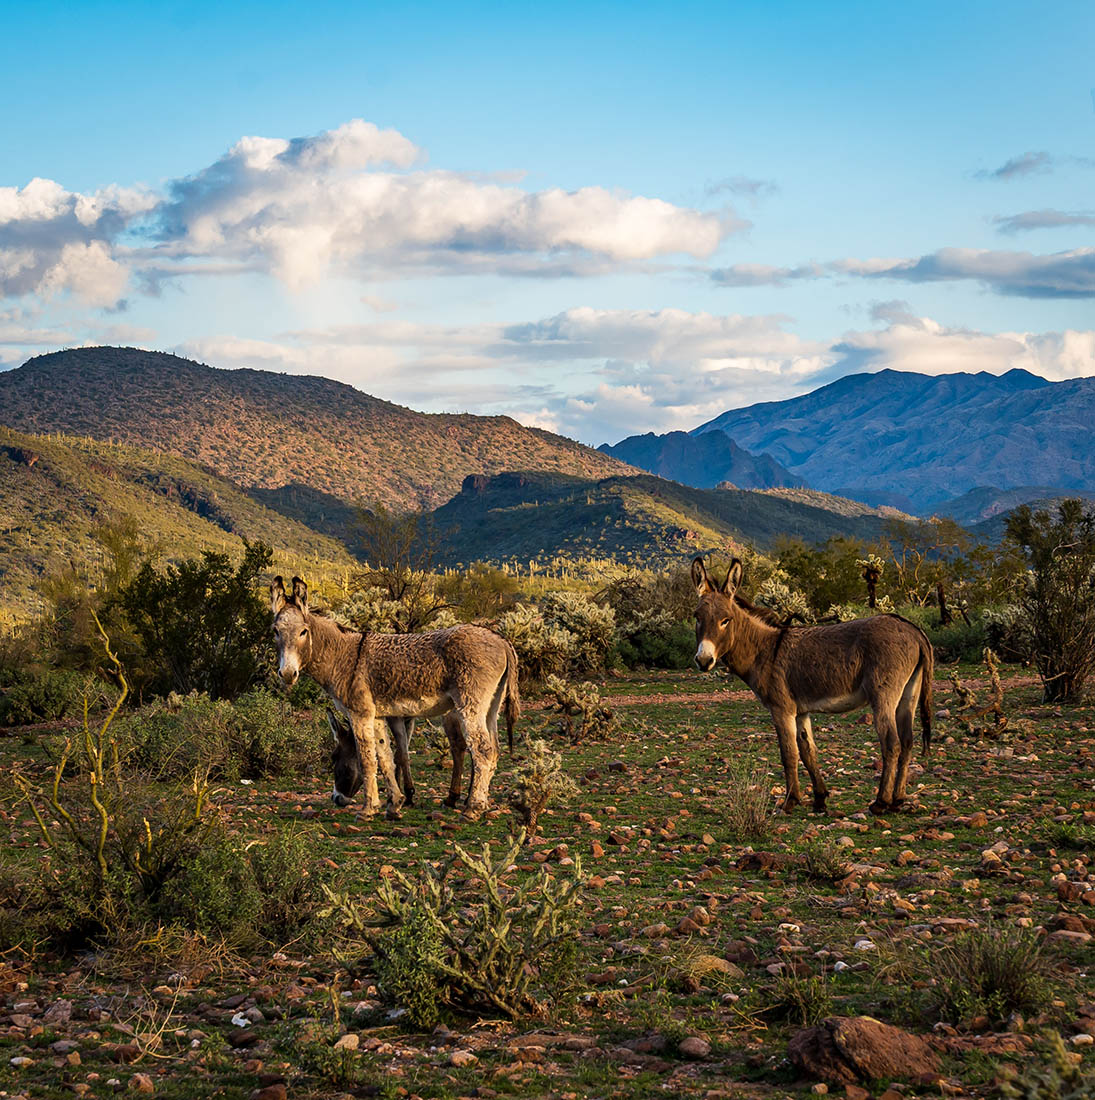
[689,368,1094,512]
[428,471,902,568]
[597,429,800,490]
[0,347,636,511]
[0,427,354,619]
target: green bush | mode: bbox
[159,833,263,940]
[116,688,322,780]
[0,668,87,725]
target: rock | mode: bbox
[1048,929,1093,947]
[789,1016,940,1085]
[642,922,669,938]
[845,1087,870,1100]
[43,999,73,1026]
[1072,1034,1094,1047]
[51,1040,79,1054]
[333,1033,359,1051]
[9,1013,34,1029]
[968,812,989,828]
[128,1074,155,1094]
[678,1036,711,1059]
[9,1055,33,1067]
[450,1048,478,1067]
[251,1086,287,1100]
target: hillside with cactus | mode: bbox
[0,347,638,511]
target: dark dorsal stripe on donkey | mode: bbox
[271,575,519,819]
[690,556,933,815]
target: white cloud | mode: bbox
[151,119,737,287]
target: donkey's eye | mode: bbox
[300,628,308,638]
[719,619,730,628]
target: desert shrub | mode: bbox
[540,592,616,673]
[1007,500,1095,703]
[764,972,834,1025]
[931,924,1052,1025]
[924,617,988,663]
[438,563,520,620]
[0,668,88,725]
[321,832,584,1025]
[122,540,274,700]
[799,838,851,882]
[602,569,695,670]
[116,688,321,780]
[508,738,581,838]
[1001,1030,1095,1100]
[724,756,775,841]
[336,587,458,635]
[498,603,576,680]
[982,603,1035,663]
[542,675,619,743]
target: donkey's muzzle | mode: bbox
[695,654,716,672]
[279,668,300,687]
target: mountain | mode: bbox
[689,368,1094,512]
[0,347,635,511]
[429,471,902,567]
[935,485,1095,528]
[597,429,800,489]
[0,426,354,618]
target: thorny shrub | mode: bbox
[507,738,581,838]
[723,756,776,841]
[764,972,835,1026]
[542,674,619,743]
[320,832,585,1026]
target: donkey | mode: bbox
[327,710,478,810]
[271,576,519,818]
[690,557,933,815]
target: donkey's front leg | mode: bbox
[796,714,830,813]
[350,710,382,817]
[772,710,803,813]
[374,719,405,820]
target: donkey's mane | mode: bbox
[300,604,358,634]
[733,592,784,627]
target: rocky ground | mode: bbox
[2,666,1093,1099]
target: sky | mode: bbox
[2,0,1094,445]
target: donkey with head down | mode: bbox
[690,556,933,815]
[271,576,519,818]
[327,710,479,811]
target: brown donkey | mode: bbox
[691,557,933,815]
[271,576,519,818]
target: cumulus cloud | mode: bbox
[993,209,1095,234]
[150,119,737,287]
[710,262,823,287]
[0,177,153,305]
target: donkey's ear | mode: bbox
[722,559,743,596]
[291,576,308,611]
[691,556,711,595]
[270,576,287,615]
[326,708,348,744]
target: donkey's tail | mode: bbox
[917,633,934,756]
[503,639,521,752]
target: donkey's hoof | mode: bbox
[385,805,404,821]
[360,803,382,819]
[331,792,353,808]
[778,796,802,814]
[868,799,891,816]
[812,796,830,814]
[443,793,461,809]
[463,804,487,822]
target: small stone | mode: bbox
[128,1074,155,1094]
[333,1033,359,1051]
[968,812,989,828]
[450,1048,478,1067]
[642,922,669,938]
[43,999,73,1025]
[10,1055,33,1067]
[1072,1033,1094,1047]
[845,1087,870,1100]
[811,1086,829,1095]
[678,1036,710,1059]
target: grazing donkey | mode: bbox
[271,576,519,818]
[328,710,478,810]
[690,556,933,815]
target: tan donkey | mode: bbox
[690,556,933,815]
[270,576,519,818]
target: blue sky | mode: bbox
[2,0,1094,442]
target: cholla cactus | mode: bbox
[320,832,584,1021]
[508,738,581,837]
[542,674,618,742]
[498,603,576,679]
[756,571,811,622]
[856,554,886,609]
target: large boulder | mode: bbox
[789,1016,940,1085]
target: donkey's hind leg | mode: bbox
[869,701,901,815]
[460,708,498,820]
[796,714,830,813]
[891,672,919,809]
